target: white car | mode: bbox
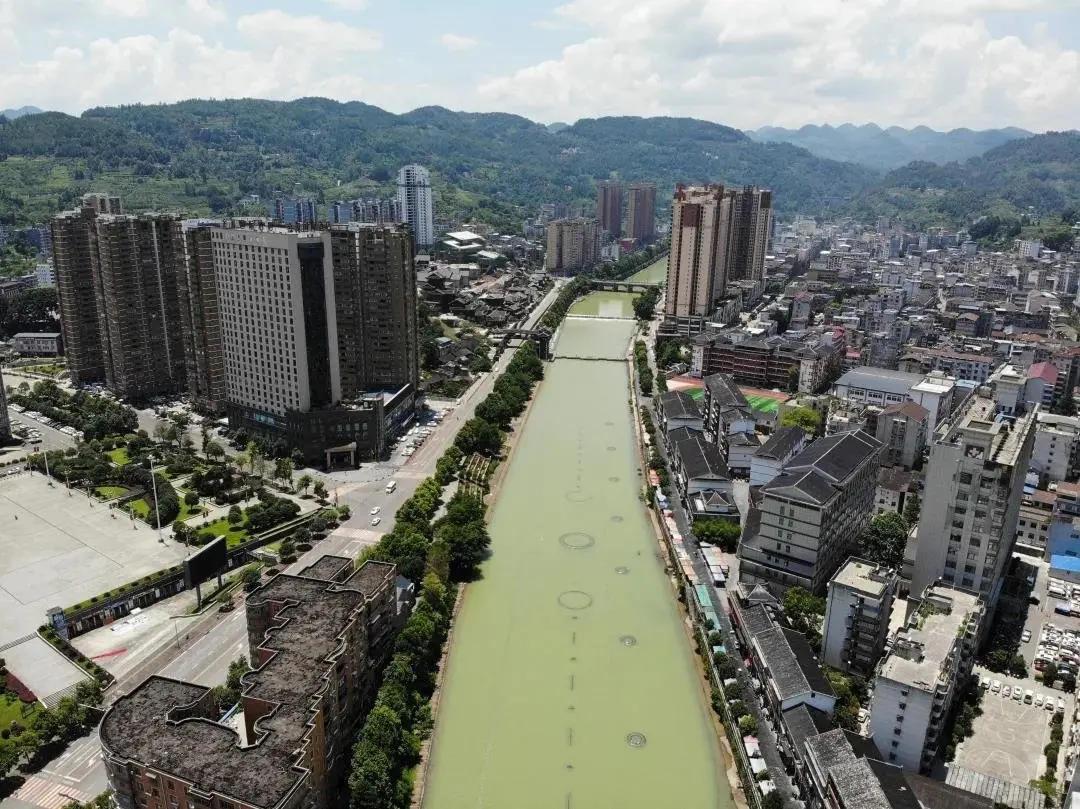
[1012,687,1023,701]
[1035,694,1045,707]
[371,517,382,527]
[1022,630,1032,643]
[991,680,1001,693]
[980,676,990,690]
[1002,685,1011,698]
[370,507,381,516]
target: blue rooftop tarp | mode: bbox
[1050,554,1080,574]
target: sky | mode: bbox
[1,0,1079,132]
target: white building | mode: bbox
[870,584,983,772]
[912,390,1037,607]
[749,426,808,487]
[986,363,1026,416]
[1032,412,1080,485]
[833,368,956,434]
[34,263,54,286]
[396,164,435,247]
[822,558,897,677]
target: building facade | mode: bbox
[912,390,1037,607]
[738,430,884,596]
[726,186,773,283]
[12,332,62,357]
[396,164,434,248]
[179,222,227,414]
[596,181,622,237]
[821,558,897,677]
[626,182,656,244]
[870,584,983,772]
[545,218,599,273]
[51,206,107,385]
[664,185,734,335]
[99,556,398,809]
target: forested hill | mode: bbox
[0,97,875,227]
[847,131,1080,229]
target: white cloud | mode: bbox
[323,0,368,9]
[477,0,1080,130]
[440,33,478,51]
[185,0,227,26]
[94,0,149,18]
[237,10,380,55]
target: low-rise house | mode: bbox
[874,401,928,469]
[657,390,704,433]
[12,331,63,357]
[875,466,916,517]
[668,426,733,499]
[749,426,808,487]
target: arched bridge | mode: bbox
[588,280,661,293]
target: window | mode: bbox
[891,740,899,749]
[893,728,902,736]
[889,752,897,761]
[899,702,906,710]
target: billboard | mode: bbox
[184,536,228,589]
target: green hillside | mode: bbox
[0,98,877,227]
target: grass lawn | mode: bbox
[196,516,250,547]
[0,692,39,728]
[95,485,128,500]
[127,498,150,518]
[177,499,203,522]
[107,447,130,466]
[743,393,782,414]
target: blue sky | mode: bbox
[2,0,1079,131]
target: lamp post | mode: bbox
[149,455,164,544]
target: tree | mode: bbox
[902,492,921,527]
[228,505,244,525]
[204,440,225,461]
[17,729,40,765]
[1044,661,1059,686]
[183,491,199,507]
[311,513,329,535]
[737,715,757,736]
[0,738,18,777]
[762,790,785,809]
[454,417,502,457]
[857,512,909,569]
[695,520,740,552]
[783,587,826,649]
[780,407,821,435]
[312,480,328,500]
[278,538,297,563]
[241,566,261,592]
[297,474,313,495]
[786,365,800,394]
[274,457,294,487]
[293,526,312,546]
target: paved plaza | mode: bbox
[0,472,189,647]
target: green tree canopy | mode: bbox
[857,512,909,570]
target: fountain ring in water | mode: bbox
[610,515,624,523]
[614,566,630,574]
[559,532,596,550]
[565,490,592,503]
[626,732,647,748]
[558,590,594,610]
[620,635,637,647]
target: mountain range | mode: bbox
[0,98,1077,232]
[748,123,1034,170]
[1,106,44,121]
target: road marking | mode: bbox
[14,777,93,809]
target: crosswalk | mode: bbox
[14,777,94,809]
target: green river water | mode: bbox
[423,292,732,809]
[627,257,669,284]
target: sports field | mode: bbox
[666,378,789,413]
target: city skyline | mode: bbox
[0,2,1077,131]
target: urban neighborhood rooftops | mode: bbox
[754,425,807,460]
[752,625,836,702]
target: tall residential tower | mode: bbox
[396,165,434,248]
[626,182,656,245]
[596,181,622,238]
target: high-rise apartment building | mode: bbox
[269,195,317,225]
[870,583,983,772]
[0,370,9,441]
[100,555,398,809]
[596,181,622,237]
[912,390,1037,608]
[81,192,122,215]
[178,221,226,414]
[726,186,773,283]
[51,206,107,385]
[626,182,656,244]
[396,165,434,248]
[738,430,883,596]
[822,558,897,677]
[213,221,415,464]
[664,185,734,335]
[545,218,599,273]
[329,224,419,397]
[93,214,187,401]
[664,184,773,336]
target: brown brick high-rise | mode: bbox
[51,206,107,385]
[627,183,656,245]
[596,181,622,237]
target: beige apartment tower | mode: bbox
[178,221,227,414]
[596,181,622,237]
[726,186,773,283]
[627,182,656,245]
[546,218,599,273]
[664,185,734,335]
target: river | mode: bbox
[422,292,733,809]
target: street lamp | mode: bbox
[148,455,164,544]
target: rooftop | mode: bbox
[753,625,835,702]
[836,367,924,397]
[673,430,730,482]
[831,557,894,599]
[879,584,981,690]
[660,389,702,422]
[937,390,1038,468]
[754,425,807,461]
[785,430,882,486]
[100,558,395,809]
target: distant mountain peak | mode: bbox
[1,105,43,120]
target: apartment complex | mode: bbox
[912,389,1037,606]
[100,556,398,809]
[51,203,188,400]
[691,329,836,393]
[329,223,419,397]
[738,430,883,596]
[663,184,772,335]
[51,206,107,385]
[545,218,599,273]
[596,181,622,237]
[213,221,416,465]
[178,222,227,414]
[870,584,983,771]
[97,213,188,400]
[396,164,434,248]
[626,182,656,244]
[822,558,897,677]
[81,192,122,215]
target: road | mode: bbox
[0,281,565,809]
